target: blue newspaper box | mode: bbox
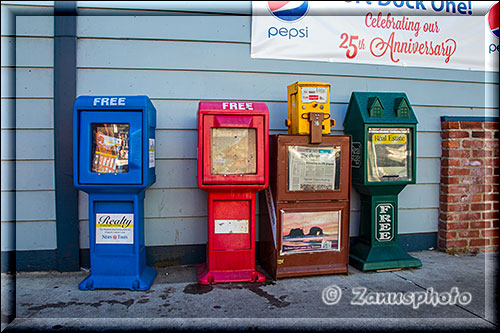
[73,96,157,290]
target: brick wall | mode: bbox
[439,118,499,253]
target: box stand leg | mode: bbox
[79,265,157,291]
[349,241,422,272]
[197,263,266,285]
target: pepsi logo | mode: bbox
[488,2,498,38]
[267,1,309,22]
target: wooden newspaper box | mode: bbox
[259,134,351,279]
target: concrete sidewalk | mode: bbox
[1,250,498,332]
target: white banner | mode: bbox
[251,1,499,71]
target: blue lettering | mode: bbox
[490,44,500,54]
[268,27,278,38]
[267,26,309,39]
[456,2,467,14]
[446,1,456,13]
[432,1,444,12]
[416,1,427,10]
[378,1,426,9]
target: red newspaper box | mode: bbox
[197,101,269,284]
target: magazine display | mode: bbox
[91,123,129,173]
[367,127,412,182]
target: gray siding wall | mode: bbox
[74,12,498,250]
[2,2,498,255]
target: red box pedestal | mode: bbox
[197,192,266,284]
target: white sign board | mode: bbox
[251,1,498,71]
[96,213,134,244]
[214,219,249,234]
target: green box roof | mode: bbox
[344,92,418,128]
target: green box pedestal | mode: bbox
[349,193,422,271]
[350,241,422,271]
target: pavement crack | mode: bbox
[393,272,428,290]
[393,271,493,324]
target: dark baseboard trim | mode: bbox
[441,116,499,123]
[78,244,207,270]
[399,232,438,252]
[1,250,57,273]
[3,233,437,272]
[349,232,438,252]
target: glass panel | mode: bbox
[91,123,129,173]
[211,128,257,175]
[301,86,328,103]
[281,210,341,255]
[288,146,341,191]
[367,127,412,182]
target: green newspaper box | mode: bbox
[343,92,422,271]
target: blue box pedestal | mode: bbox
[79,266,157,291]
[79,192,157,291]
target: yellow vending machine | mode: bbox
[286,82,335,143]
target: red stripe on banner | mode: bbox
[488,2,498,31]
[268,1,289,12]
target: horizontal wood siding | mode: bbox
[1,1,56,252]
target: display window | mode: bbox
[300,86,328,103]
[91,123,129,173]
[288,145,341,191]
[367,127,412,182]
[211,128,257,175]
[280,210,341,255]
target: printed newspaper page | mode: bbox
[288,146,338,191]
